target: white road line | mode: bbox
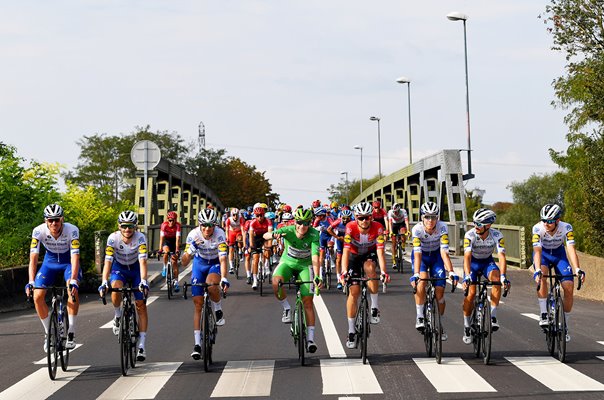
[314,295,346,358]
[597,356,604,362]
[211,360,274,398]
[320,359,383,395]
[97,362,182,400]
[506,356,604,391]
[160,265,192,290]
[521,313,541,321]
[100,296,159,328]
[34,344,84,364]
[0,365,90,400]
[597,341,604,347]
[413,357,496,393]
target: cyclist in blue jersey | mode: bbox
[26,204,81,352]
[327,208,353,290]
[312,206,335,276]
[532,204,585,342]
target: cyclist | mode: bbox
[26,204,81,352]
[532,203,585,342]
[98,211,150,362]
[242,211,254,284]
[220,207,229,230]
[264,208,322,352]
[329,201,340,220]
[158,211,182,292]
[409,201,458,341]
[461,208,510,344]
[327,208,353,290]
[339,202,390,349]
[312,206,335,277]
[182,208,230,360]
[249,206,273,289]
[386,203,410,271]
[225,208,244,274]
[371,200,387,230]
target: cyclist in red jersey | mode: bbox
[371,200,387,230]
[242,211,254,284]
[159,211,182,292]
[339,202,390,349]
[249,207,273,290]
[225,208,245,274]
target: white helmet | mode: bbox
[282,212,293,221]
[118,210,138,224]
[198,208,217,224]
[44,204,64,219]
[230,208,240,216]
[540,204,561,221]
[353,202,372,217]
[420,201,439,216]
[473,208,496,225]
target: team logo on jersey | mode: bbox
[72,230,78,238]
[139,244,147,254]
[532,234,540,243]
[463,238,470,248]
[218,243,228,252]
[498,238,505,248]
[30,238,39,248]
[377,234,385,244]
[413,237,421,247]
[105,246,114,256]
[566,231,574,241]
[441,234,449,245]
[344,234,352,244]
[71,239,80,249]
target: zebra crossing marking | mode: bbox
[314,295,346,358]
[413,357,496,393]
[320,359,383,395]
[0,365,90,400]
[100,296,159,329]
[211,360,275,398]
[97,362,182,400]
[521,313,541,321]
[34,343,83,364]
[160,265,192,291]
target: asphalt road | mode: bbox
[1,251,604,400]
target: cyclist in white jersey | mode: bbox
[386,203,410,270]
[182,208,230,360]
[98,211,150,362]
[461,208,510,344]
[409,202,458,340]
[25,204,81,352]
[532,204,585,342]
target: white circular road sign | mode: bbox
[130,140,161,170]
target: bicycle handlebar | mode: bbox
[28,286,76,303]
[462,280,503,297]
[277,279,321,296]
[182,282,227,300]
[536,273,582,292]
[411,277,456,295]
[100,286,145,305]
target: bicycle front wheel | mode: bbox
[397,243,404,274]
[47,310,59,380]
[556,298,567,362]
[119,312,130,376]
[433,298,442,364]
[546,295,555,356]
[297,301,306,366]
[361,298,369,364]
[167,264,173,300]
[59,306,70,371]
[423,304,433,357]
[481,302,492,365]
[472,307,481,358]
[203,300,212,372]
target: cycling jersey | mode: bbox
[31,222,81,287]
[387,209,408,224]
[249,218,271,251]
[344,221,385,255]
[313,216,335,249]
[272,225,319,296]
[105,231,148,300]
[225,216,245,246]
[464,228,505,259]
[411,221,449,255]
[372,208,387,228]
[329,218,347,254]
[532,221,575,282]
[185,227,228,296]
[160,221,181,239]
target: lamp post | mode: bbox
[353,145,364,195]
[396,76,413,165]
[340,171,349,204]
[369,116,382,180]
[447,11,474,180]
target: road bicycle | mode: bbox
[30,286,74,380]
[157,250,179,299]
[538,272,582,363]
[391,233,406,274]
[258,245,273,297]
[322,246,334,290]
[278,278,319,366]
[183,281,226,371]
[230,234,244,280]
[413,278,455,364]
[102,285,141,376]
[464,278,508,365]
[347,276,380,364]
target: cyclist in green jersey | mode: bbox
[263,208,322,353]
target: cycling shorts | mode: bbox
[335,237,344,254]
[411,250,446,287]
[110,260,145,300]
[273,260,314,297]
[319,235,331,250]
[34,259,82,289]
[251,236,266,254]
[467,256,499,282]
[191,257,221,296]
[538,247,573,282]
[391,223,407,235]
[162,237,177,253]
[346,251,378,286]
[227,230,243,246]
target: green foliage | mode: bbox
[328,175,382,206]
[0,143,61,267]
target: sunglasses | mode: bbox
[542,219,557,224]
[296,221,310,226]
[201,223,214,228]
[120,224,135,229]
[167,219,174,222]
[356,216,371,221]
[342,218,351,223]
[423,215,438,220]
[474,222,488,228]
[47,218,61,223]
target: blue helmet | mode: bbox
[266,211,276,220]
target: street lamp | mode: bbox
[353,145,364,195]
[396,76,413,165]
[447,11,474,180]
[340,171,349,204]
[369,116,382,180]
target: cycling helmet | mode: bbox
[282,212,293,221]
[253,207,265,216]
[341,209,353,219]
[241,210,250,220]
[247,206,253,213]
[230,208,239,216]
[330,201,338,209]
[167,211,177,220]
[118,210,138,224]
[354,202,372,216]
[540,204,562,221]
[283,205,292,213]
[472,208,496,225]
[392,203,402,211]
[420,201,439,216]
[313,206,327,216]
[198,208,217,224]
[224,207,229,213]
[372,200,381,208]
[44,204,64,219]
[266,211,276,220]
[294,208,313,222]
[311,200,321,208]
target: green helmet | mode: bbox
[294,208,313,222]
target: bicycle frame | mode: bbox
[465,279,504,365]
[347,276,380,364]
[103,286,140,376]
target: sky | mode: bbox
[0,1,568,207]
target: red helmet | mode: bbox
[372,200,381,208]
[311,200,321,208]
[283,205,292,213]
[253,207,265,216]
[167,211,177,220]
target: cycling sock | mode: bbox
[280,298,291,310]
[565,312,570,331]
[370,293,379,310]
[68,314,75,334]
[212,300,222,311]
[247,270,252,278]
[114,307,122,319]
[229,260,233,269]
[307,326,315,342]
[538,298,547,315]
[348,318,355,334]
[41,316,50,334]
[194,330,201,346]
[416,304,424,318]
[138,332,146,348]
[491,306,497,318]
[464,315,471,328]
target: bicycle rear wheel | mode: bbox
[234,250,240,280]
[481,302,492,365]
[59,306,70,371]
[47,310,59,380]
[167,263,173,300]
[203,300,212,372]
[423,304,433,357]
[361,297,369,364]
[397,243,404,274]
[433,297,442,364]
[296,301,306,366]
[556,298,566,362]
[119,312,130,376]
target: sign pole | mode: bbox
[143,141,149,234]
